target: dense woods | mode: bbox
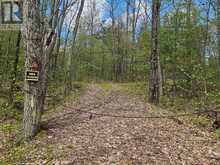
[0,0,220,163]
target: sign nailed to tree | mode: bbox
[26,71,39,82]
[0,0,23,30]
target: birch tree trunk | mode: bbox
[148,0,161,104]
[22,0,56,140]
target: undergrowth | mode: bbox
[99,82,114,90]
[118,82,219,135]
[0,81,86,164]
[118,82,147,94]
[0,104,22,121]
[189,115,212,127]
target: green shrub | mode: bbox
[0,104,21,120]
[0,123,17,133]
[15,92,24,103]
[207,92,220,105]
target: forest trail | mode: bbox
[24,84,219,164]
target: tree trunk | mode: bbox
[65,0,85,95]
[186,0,194,97]
[130,0,136,81]
[22,0,56,140]
[148,0,161,104]
[52,0,68,79]
[125,0,130,80]
[202,0,211,103]
[9,31,21,104]
[217,0,220,65]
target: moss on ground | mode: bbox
[98,82,114,90]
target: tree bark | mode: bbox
[148,0,161,104]
[22,0,56,140]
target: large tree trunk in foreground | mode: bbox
[22,0,56,140]
[148,0,161,104]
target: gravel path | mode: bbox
[23,84,220,164]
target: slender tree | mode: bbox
[148,0,161,104]
[65,0,85,94]
[217,0,220,64]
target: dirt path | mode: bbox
[23,84,219,164]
